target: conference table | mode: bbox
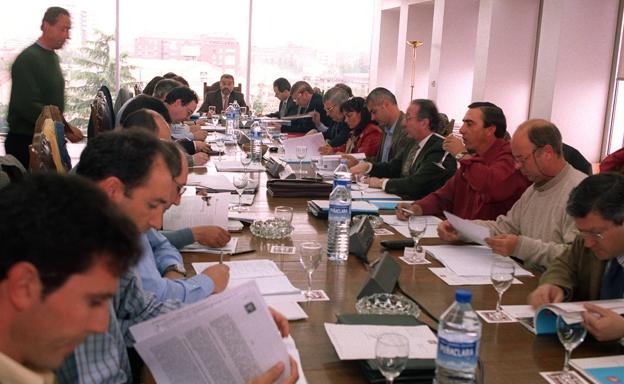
[182,155,623,384]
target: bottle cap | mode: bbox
[455,289,472,303]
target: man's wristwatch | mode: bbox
[163,264,187,277]
[454,151,469,160]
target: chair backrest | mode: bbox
[29,119,71,173]
[203,81,242,98]
[0,154,27,188]
[87,91,114,139]
[114,87,133,116]
[134,83,142,96]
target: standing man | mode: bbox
[198,74,247,114]
[366,87,412,163]
[7,7,71,167]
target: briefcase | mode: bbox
[266,179,332,198]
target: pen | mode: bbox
[400,207,415,216]
[231,249,256,256]
[219,249,224,264]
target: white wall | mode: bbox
[376,8,401,90]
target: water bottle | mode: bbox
[232,100,241,129]
[225,103,235,137]
[327,182,351,262]
[435,289,482,384]
[333,159,352,190]
[250,121,263,163]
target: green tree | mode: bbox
[64,31,137,127]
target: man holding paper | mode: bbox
[437,120,585,269]
[528,173,624,342]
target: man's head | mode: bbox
[322,87,349,122]
[219,74,235,96]
[142,76,164,96]
[402,99,439,142]
[334,83,353,97]
[164,86,198,123]
[40,6,71,50]
[291,81,314,108]
[162,141,189,207]
[273,78,291,102]
[120,94,172,125]
[366,87,400,127]
[76,130,181,232]
[511,119,564,184]
[0,173,141,370]
[152,78,182,100]
[122,109,172,140]
[567,173,624,259]
[460,101,506,154]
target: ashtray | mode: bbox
[355,293,421,317]
[250,218,294,239]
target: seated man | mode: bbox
[266,77,298,119]
[0,173,141,383]
[153,79,208,143]
[438,119,586,269]
[396,102,530,221]
[314,86,351,149]
[366,87,412,163]
[528,173,624,342]
[164,86,210,154]
[198,73,247,114]
[349,99,456,200]
[286,80,332,134]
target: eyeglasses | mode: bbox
[578,230,606,242]
[324,104,336,113]
[404,114,420,122]
[513,147,543,165]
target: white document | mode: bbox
[214,160,266,172]
[381,215,441,238]
[444,211,489,245]
[264,300,308,321]
[423,245,533,277]
[181,238,238,254]
[283,336,308,384]
[130,281,291,384]
[429,267,522,286]
[316,153,366,171]
[500,304,536,319]
[226,193,255,205]
[187,173,234,191]
[163,193,229,230]
[351,189,401,201]
[324,323,438,360]
[282,133,326,161]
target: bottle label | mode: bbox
[328,203,351,221]
[332,179,351,189]
[436,337,479,368]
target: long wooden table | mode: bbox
[184,161,623,384]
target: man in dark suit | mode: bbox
[366,87,412,163]
[286,80,332,134]
[267,77,298,119]
[350,99,456,199]
[198,74,247,114]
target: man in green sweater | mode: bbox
[6,6,71,167]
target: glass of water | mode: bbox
[274,206,294,225]
[556,315,587,372]
[299,241,322,300]
[375,333,409,384]
[240,151,252,172]
[356,174,370,199]
[490,259,515,319]
[231,174,249,212]
[296,145,307,178]
[407,216,427,262]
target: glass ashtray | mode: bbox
[355,293,421,317]
[250,218,294,239]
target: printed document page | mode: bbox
[444,211,489,245]
[163,193,228,230]
[282,133,325,161]
[423,245,533,277]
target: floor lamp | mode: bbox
[407,40,424,100]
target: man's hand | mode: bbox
[193,130,208,141]
[269,307,289,337]
[248,356,299,384]
[191,226,231,248]
[442,134,466,156]
[582,303,624,341]
[485,234,519,256]
[318,144,334,155]
[437,220,460,242]
[201,264,230,293]
[395,203,422,221]
[195,141,210,153]
[368,177,383,189]
[192,152,209,166]
[527,284,564,309]
[349,161,369,175]
[341,154,359,168]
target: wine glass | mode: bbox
[432,132,460,169]
[299,241,322,299]
[490,259,515,319]
[356,174,370,199]
[296,145,307,178]
[556,315,587,372]
[209,106,218,126]
[240,106,247,116]
[217,141,225,162]
[241,113,249,127]
[375,333,409,384]
[232,174,249,212]
[407,216,427,262]
[240,151,252,172]
[275,206,294,225]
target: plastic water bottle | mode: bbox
[225,103,235,137]
[435,289,482,384]
[333,159,352,190]
[250,121,263,163]
[232,100,241,129]
[327,182,351,262]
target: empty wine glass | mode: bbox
[274,206,294,225]
[240,151,252,172]
[375,333,409,384]
[407,216,427,262]
[209,106,218,126]
[299,241,322,299]
[356,174,370,199]
[490,259,515,319]
[240,106,247,115]
[556,315,587,372]
[241,113,249,127]
[217,141,226,162]
[432,132,461,169]
[296,145,307,178]
[231,174,249,212]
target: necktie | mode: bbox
[600,259,624,300]
[222,95,228,111]
[401,143,420,177]
[280,100,287,118]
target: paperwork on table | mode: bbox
[163,193,229,230]
[181,237,238,254]
[444,211,489,245]
[282,133,325,161]
[214,160,265,172]
[423,245,533,277]
[429,267,522,286]
[351,189,401,201]
[380,214,441,238]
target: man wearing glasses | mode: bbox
[437,119,586,269]
[287,81,332,134]
[315,86,351,150]
[528,173,624,343]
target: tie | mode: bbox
[401,143,420,177]
[222,95,228,111]
[279,100,288,118]
[600,259,624,299]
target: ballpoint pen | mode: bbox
[219,249,224,264]
[400,207,415,216]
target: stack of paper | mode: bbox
[351,189,401,201]
[163,193,229,230]
[214,160,266,172]
[282,133,325,161]
[182,238,238,254]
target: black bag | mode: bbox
[266,179,332,198]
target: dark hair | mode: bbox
[341,97,374,137]
[0,173,141,296]
[172,76,189,87]
[411,99,440,132]
[42,6,69,27]
[567,173,624,224]
[366,87,397,106]
[291,81,314,95]
[468,101,506,138]
[76,130,179,192]
[524,119,563,156]
[153,79,182,99]
[220,74,234,82]
[122,109,159,134]
[142,76,164,96]
[121,95,172,124]
[162,72,178,79]
[334,83,353,97]
[161,141,185,176]
[273,78,291,92]
[164,86,198,106]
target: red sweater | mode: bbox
[334,123,383,158]
[416,138,530,220]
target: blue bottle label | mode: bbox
[332,179,351,189]
[436,337,479,368]
[328,203,351,221]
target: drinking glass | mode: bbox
[208,105,216,116]
[356,174,370,199]
[240,151,252,172]
[432,133,461,170]
[232,174,249,212]
[240,106,247,115]
[296,145,307,177]
[241,113,249,127]
[275,206,294,225]
[217,141,226,161]
[375,333,409,384]
[299,241,322,299]
[407,216,427,262]
[490,259,515,319]
[556,315,587,372]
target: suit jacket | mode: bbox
[198,90,247,114]
[324,121,350,148]
[369,134,457,200]
[374,112,412,163]
[285,93,332,133]
[267,97,298,119]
